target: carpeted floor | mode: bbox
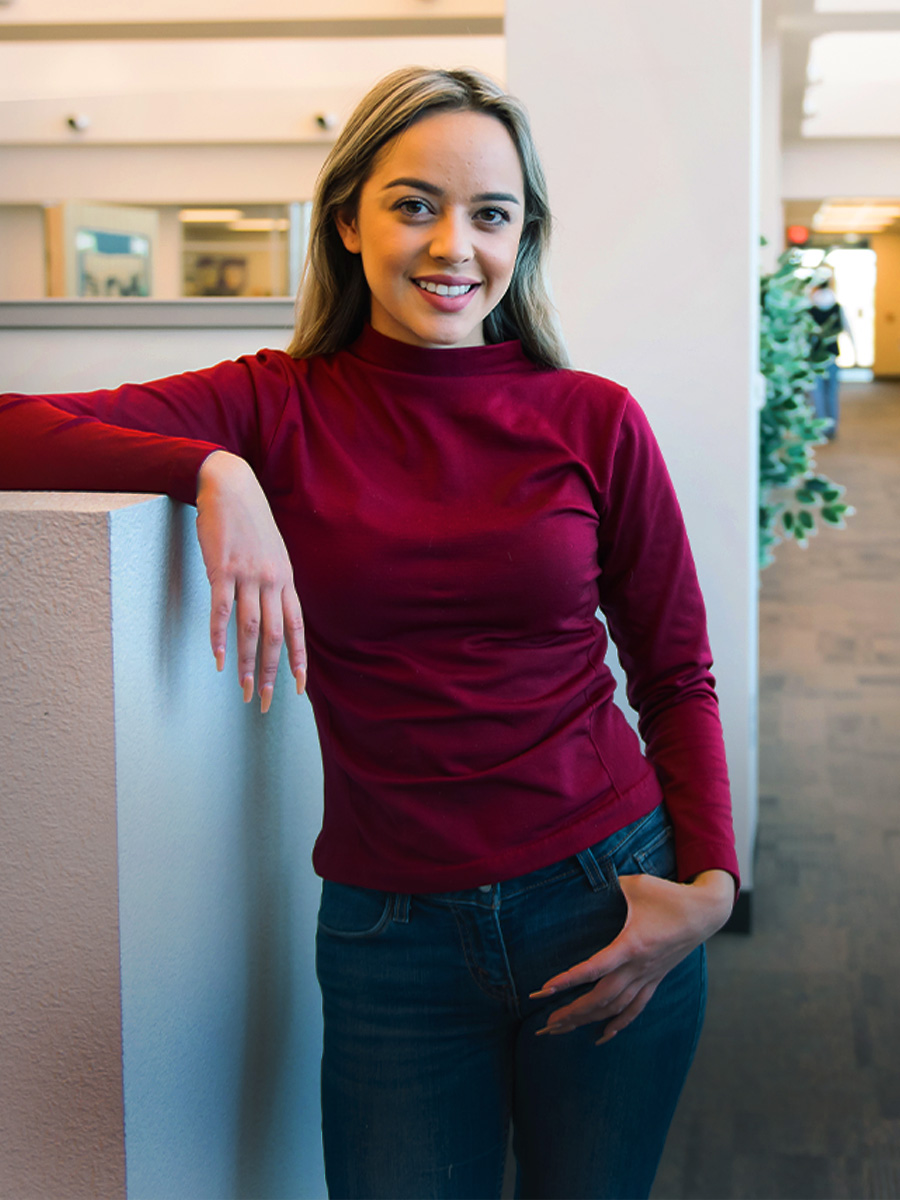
[652,380,900,1200]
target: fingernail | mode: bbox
[242,675,254,703]
[260,684,273,715]
[294,667,307,695]
[529,987,557,999]
[595,1030,618,1046]
[215,648,226,672]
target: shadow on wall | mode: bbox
[115,497,325,1200]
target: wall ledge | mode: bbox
[0,298,295,330]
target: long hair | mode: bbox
[287,66,569,369]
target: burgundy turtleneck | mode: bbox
[0,326,738,890]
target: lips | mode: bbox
[411,275,481,313]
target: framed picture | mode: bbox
[45,203,158,298]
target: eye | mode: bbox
[475,206,512,227]
[395,198,433,219]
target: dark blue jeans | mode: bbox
[316,805,707,1200]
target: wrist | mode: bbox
[686,869,736,935]
[197,449,250,500]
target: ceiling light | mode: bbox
[815,1,900,11]
[178,209,244,223]
[812,202,900,232]
[227,219,290,232]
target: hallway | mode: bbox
[653,380,900,1199]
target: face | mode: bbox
[336,109,525,349]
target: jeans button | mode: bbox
[478,884,492,893]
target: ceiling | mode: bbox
[768,0,900,234]
[1,1,898,233]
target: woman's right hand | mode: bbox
[195,450,306,713]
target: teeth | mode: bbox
[415,280,475,297]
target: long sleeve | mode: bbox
[0,352,296,504]
[595,396,738,884]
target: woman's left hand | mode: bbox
[532,869,735,1044]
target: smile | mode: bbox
[413,280,478,297]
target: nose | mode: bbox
[429,210,473,264]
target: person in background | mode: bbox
[0,67,738,1200]
[809,271,855,439]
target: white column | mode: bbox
[0,492,326,1199]
[506,0,761,896]
[760,25,785,273]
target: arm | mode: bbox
[534,394,737,1037]
[1,353,306,708]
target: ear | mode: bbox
[335,208,361,254]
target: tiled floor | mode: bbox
[652,381,900,1200]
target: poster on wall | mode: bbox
[75,229,152,297]
[45,203,158,298]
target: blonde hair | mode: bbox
[287,66,569,369]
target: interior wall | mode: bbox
[0,206,44,298]
[506,0,761,891]
[871,231,900,376]
[761,30,785,273]
[0,494,132,1200]
[110,495,326,1200]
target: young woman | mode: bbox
[1,67,738,1200]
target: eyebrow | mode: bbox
[381,176,521,205]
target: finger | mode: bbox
[282,587,307,694]
[256,585,285,712]
[530,939,631,999]
[535,971,635,1035]
[234,582,261,701]
[209,577,236,672]
[595,982,659,1045]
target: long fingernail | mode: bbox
[294,667,307,695]
[536,1022,572,1037]
[595,1030,618,1046]
[242,675,254,703]
[529,987,557,999]
[215,647,226,672]
[260,684,274,715]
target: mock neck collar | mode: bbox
[347,324,533,377]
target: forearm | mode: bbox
[0,393,223,503]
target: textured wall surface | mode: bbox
[0,493,140,1200]
[0,493,327,1199]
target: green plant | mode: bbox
[758,248,853,568]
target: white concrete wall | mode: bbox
[506,0,761,890]
[0,312,328,1198]
[110,495,326,1200]
[0,491,327,1200]
[0,494,130,1200]
[761,30,785,273]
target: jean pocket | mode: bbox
[612,806,677,882]
[317,880,394,939]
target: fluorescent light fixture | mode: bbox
[178,208,244,223]
[815,1,900,11]
[227,218,290,233]
[812,201,900,232]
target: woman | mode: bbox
[1,67,737,1200]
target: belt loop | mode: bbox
[576,846,610,892]
[392,893,411,924]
